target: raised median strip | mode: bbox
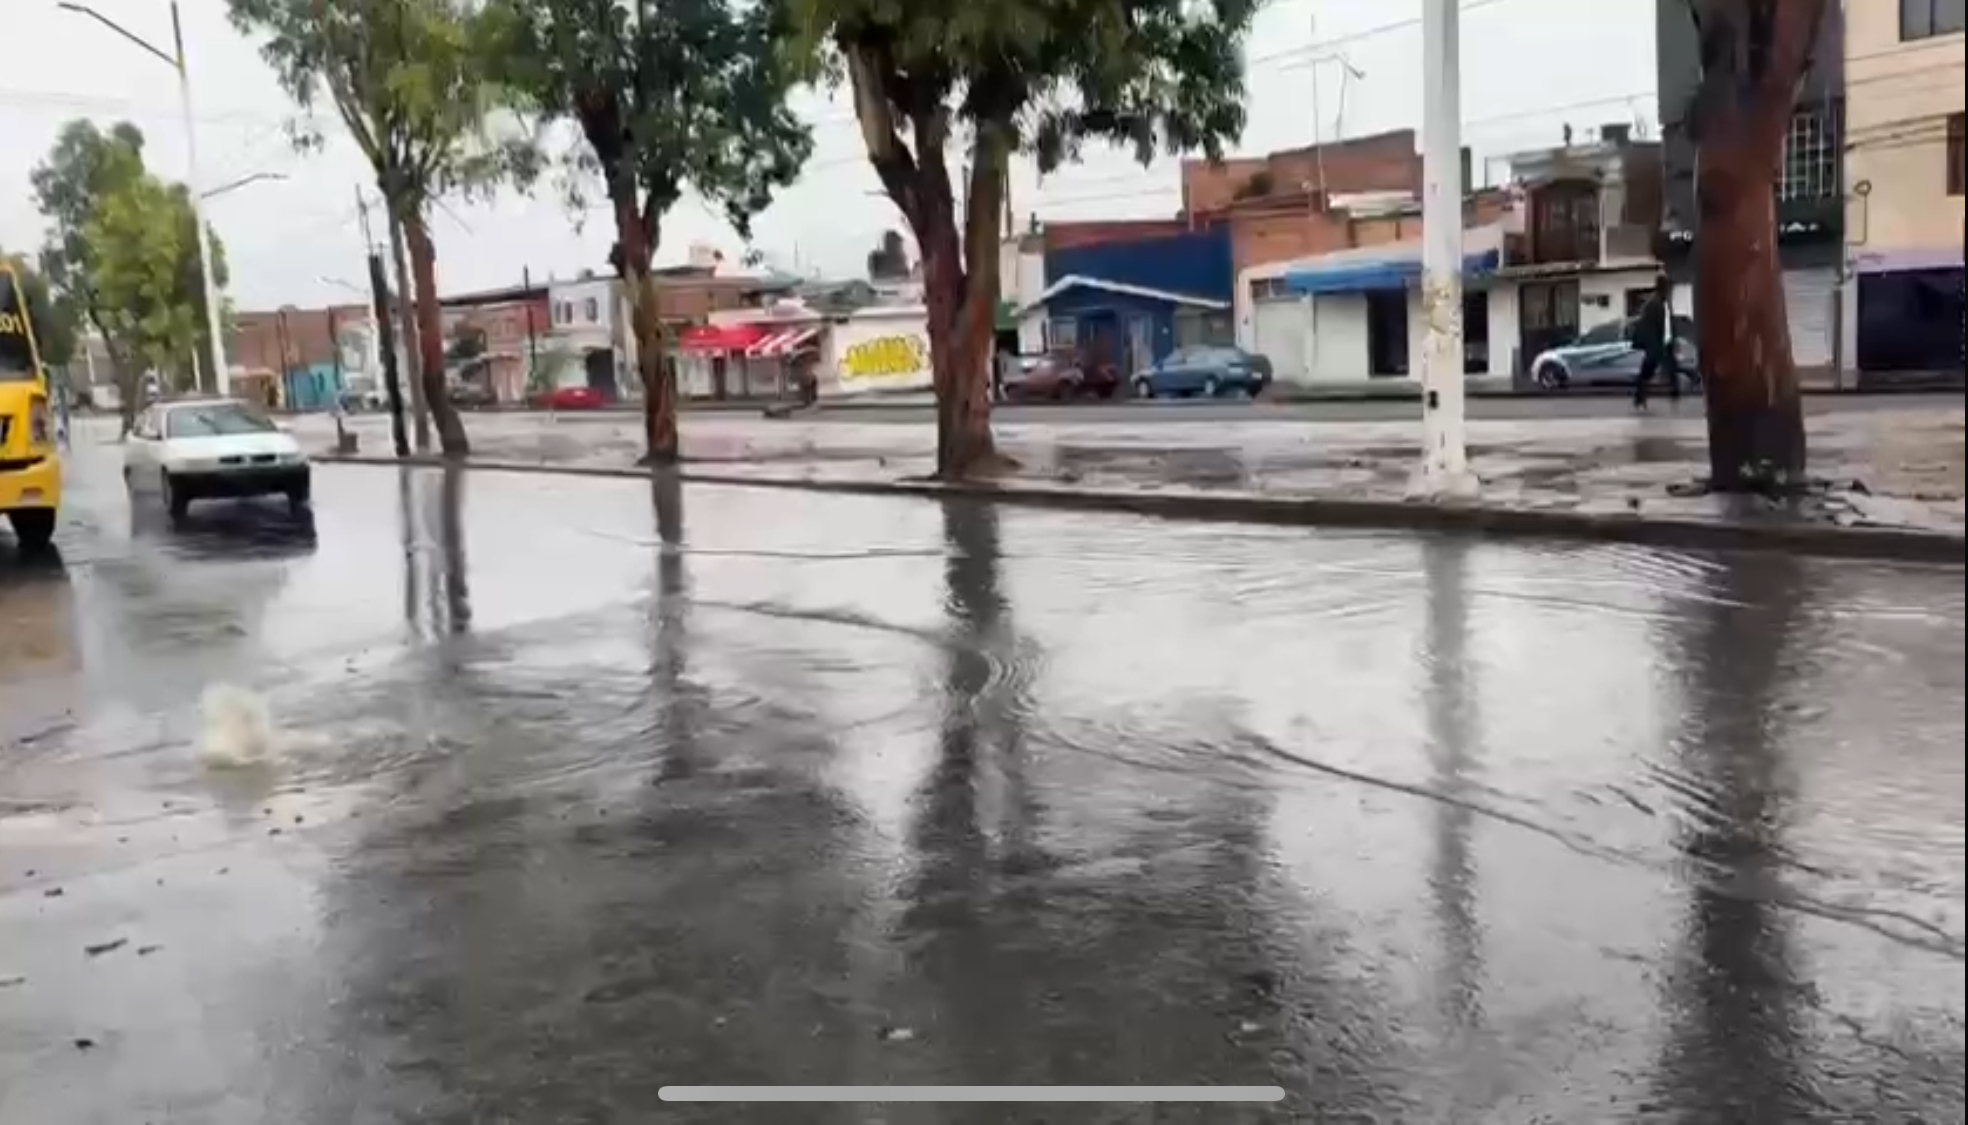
[314,451,1966,564]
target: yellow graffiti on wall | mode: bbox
[840,334,928,382]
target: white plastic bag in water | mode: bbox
[197,683,276,769]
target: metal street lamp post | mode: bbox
[202,171,288,201]
[59,0,229,397]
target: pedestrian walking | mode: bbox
[1631,273,1682,410]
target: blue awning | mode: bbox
[1284,249,1501,295]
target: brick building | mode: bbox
[231,305,367,377]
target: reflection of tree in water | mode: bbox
[80,535,296,713]
[1650,552,1811,1122]
[399,466,471,644]
[306,470,878,1123]
[647,468,701,781]
[1420,535,1485,1113]
[897,499,1378,1121]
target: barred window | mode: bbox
[1778,108,1837,202]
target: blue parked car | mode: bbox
[1132,345,1274,399]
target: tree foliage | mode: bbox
[0,251,78,371]
[29,121,149,409]
[84,175,231,393]
[227,0,536,456]
[482,0,813,463]
[790,0,1258,477]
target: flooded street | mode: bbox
[2,439,1963,1123]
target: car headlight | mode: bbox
[278,450,307,465]
[28,400,49,446]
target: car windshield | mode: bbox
[165,402,277,438]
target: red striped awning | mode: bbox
[677,323,768,354]
[747,326,822,358]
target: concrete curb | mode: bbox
[315,453,1967,565]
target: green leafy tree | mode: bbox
[790,0,1257,477]
[0,251,78,372]
[483,0,811,465]
[1682,0,1829,490]
[84,174,231,394]
[29,120,148,427]
[228,0,537,458]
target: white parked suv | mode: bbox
[124,397,311,520]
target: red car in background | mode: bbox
[531,385,605,410]
[999,350,1121,402]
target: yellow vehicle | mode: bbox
[0,260,60,553]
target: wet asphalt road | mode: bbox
[2,438,1964,1123]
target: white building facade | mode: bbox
[544,276,632,399]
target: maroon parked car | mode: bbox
[1001,351,1120,402]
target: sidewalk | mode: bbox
[299,404,1967,559]
[428,372,1962,417]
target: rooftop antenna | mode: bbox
[1330,52,1366,141]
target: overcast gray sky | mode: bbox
[1,0,1658,311]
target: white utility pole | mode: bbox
[1415,0,1476,497]
[61,1,229,396]
[171,3,228,396]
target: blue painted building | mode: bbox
[1022,226,1235,372]
[281,362,344,412]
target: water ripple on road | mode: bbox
[3,447,1964,1122]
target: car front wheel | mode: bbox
[1202,375,1221,398]
[1133,378,1154,400]
[1534,361,1569,390]
[161,472,190,521]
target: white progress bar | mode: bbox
[659,1087,1285,1103]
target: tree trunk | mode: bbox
[611,193,678,466]
[88,305,137,438]
[1688,0,1825,491]
[914,145,1004,480]
[385,211,431,453]
[1696,152,1803,489]
[403,211,469,458]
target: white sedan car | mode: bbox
[125,398,311,520]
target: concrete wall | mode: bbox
[1845,3,1965,265]
[1249,283,1522,383]
[823,308,932,396]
